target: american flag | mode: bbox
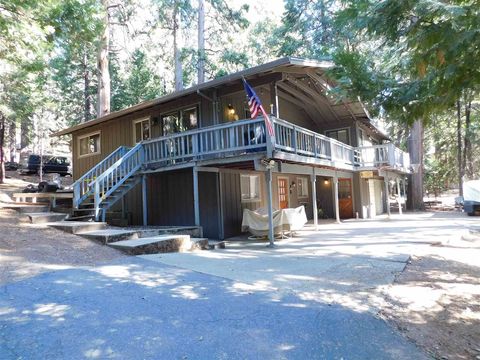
[242,78,275,137]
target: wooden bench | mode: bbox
[13,192,73,208]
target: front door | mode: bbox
[278,178,289,209]
[338,178,353,219]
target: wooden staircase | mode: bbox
[72,143,144,222]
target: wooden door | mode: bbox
[278,178,289,209]
[338,178,353,219]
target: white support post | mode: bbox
[402,178,407,212]
[334,176,341,223]
[385,178,391,218]
[193,167,200,227]
[142,174,148,226]
[396,178,403,215]
[311,170,318,230]
[266,167,275,247]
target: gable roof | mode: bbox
[52,57,387,139]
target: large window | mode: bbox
[241,174,261,202]
[162,107,198,135]
[326,128,350,145]
[133,118,151,143]
[297,177,309,198]
[78,132,101,157]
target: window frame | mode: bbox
[240,174,262,203]
[78,131,101,158]
[297,177,309,198]
[160,104,200,136]
[133,117,151,143]
[325,127,351,145]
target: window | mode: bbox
[326,128,350,145]
[134,118,151,143]
[78,132,101,157]
[161,107,198,135]
[297,177,309,198]
[241,174,261,202]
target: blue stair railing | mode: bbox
[73,146,130,208]
[93,142,144,221]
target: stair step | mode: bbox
[108,235,208,255]
[48,221,107,234]
[24,212,67,224]
[208,240,226,250]
[77,229,140,244]
[4,204,50,214]
[66,214,95,221]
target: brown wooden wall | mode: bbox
[146,169,195,226]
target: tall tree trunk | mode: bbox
[173,1,183,91]
[83,50,91,123]
[0,113,5,184]
[456,100,463,197]
[463,98,473,180]
[197,0,205,84]
[407,119,424,210]
[97,0,111,118]
[8,120,16,162]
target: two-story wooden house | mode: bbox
[53,58,410,240]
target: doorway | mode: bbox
[338,178,353,219]
[278,177,289,209]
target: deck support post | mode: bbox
[334,176,341,223]
[311,170,318,230]
[385,178,391,218]
[266,167,275,247]
[142,174,148,226]
[193,166,200,227]
[402,178,407,212]
[396,178,403,215]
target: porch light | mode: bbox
[227,104,235,116]
[324,179,329,185]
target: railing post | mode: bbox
[388,143,395,167]
[73,182,80,209]
[292,126,297,154]
[192,133,198,160]
[94,180,101,222]
[266,121,275,158]
[329,139,334,162]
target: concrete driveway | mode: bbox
[2,211,476,359]
[142,211,479,313]
[0,257,426,360]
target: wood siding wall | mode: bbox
[147,169,195,226]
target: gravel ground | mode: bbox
[0,174,125,285]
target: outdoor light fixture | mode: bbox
[261,157,276,169]
[290,181,296,193]
[324,178,329,185]
[227,104,235,116]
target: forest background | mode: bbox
[1,0,479,207]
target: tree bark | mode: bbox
[197,0,205,84]
[0,113,5,184]
[97,0,111,118]
[456,100,463,197]
[83,50,91,123]
[407,119,424,210]
[463,98,473,180]
[173,1,183,91]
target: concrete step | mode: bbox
[48,221,107,234]
[4,204,50,213]
[108,235,208,255]
[25,212,67,224]
[208,240,226,250]
[65,214,95,221]
[77,229,140,244]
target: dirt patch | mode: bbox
[0,208,126,285]
[380,254,480,360]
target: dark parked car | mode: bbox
[4,161,19,170]
[18,155,71,176]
